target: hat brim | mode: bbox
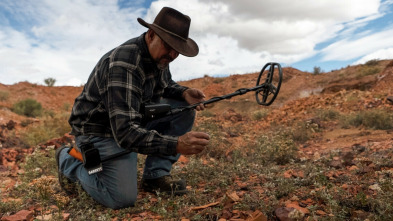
[138,18,199,57]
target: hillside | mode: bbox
[1,60,393,220]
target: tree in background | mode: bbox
[44,78,56,87]
[313,66,323,75]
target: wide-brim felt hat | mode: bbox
[138,7,199,57]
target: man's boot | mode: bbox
[141,176,188,195]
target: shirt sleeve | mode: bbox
[101,46,178,155]
[162,69,189,99]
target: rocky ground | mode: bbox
[0,60,392,220]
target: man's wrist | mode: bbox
[182,88,190,99]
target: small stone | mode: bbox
[1,210,33,221]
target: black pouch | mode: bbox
[143,104,171,120]
[80,142,103,175]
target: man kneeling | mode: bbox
[56,7,209,209]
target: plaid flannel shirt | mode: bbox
[69,33,189,155]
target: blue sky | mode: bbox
[1,0,393,86]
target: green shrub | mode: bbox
[12,98,43,117]
[313,66,323,75]
[21,123,59,147]
[213,77,225,84]
[341,109,393,130]
[252,109,269,120]
[21,113,71,146]
[20,119,34,127]
[316,109,340,121]
[365,59,379,66]
[256,129,298,165]
[0,90,9,101]
[291,120,320,144]
[291,122,311,143]
[192,120,227,159]
[358,66,380,77]
[21,148,57,182]
[44,78,56,87]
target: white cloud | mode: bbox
[0,0,390,85]
[0,0,145,85]
[192,0,380,53]
[205,0,380,21]
[353,47,393,65]
[170,34,264,80]
[146,0,383,80]
[321,28,393,61]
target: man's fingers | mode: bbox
[192,145,206,154]
[199,103,205,111]
[195,103,205,111]
[177,132,210,155]
[190,88,206,99]
[187,138,208,146]
[192,139,209,146]
[183,132,209,144]
[180,145,205,155]
[189,132,210,140]
[197,90,206,98]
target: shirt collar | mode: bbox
[138,32,168,74]
[137,32,152,61]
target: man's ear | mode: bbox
[146,29,155,42]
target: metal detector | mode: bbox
[72,62,283,175]
[144,62,282,120]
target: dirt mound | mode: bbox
[321,74,377,93]
[373,61,393,94]
[0,82,83,112]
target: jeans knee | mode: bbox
[84,183,137,209]
[104,191,137,209]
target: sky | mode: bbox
[1,0,393,86]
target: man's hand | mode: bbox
[177,131,210,155]
[183,88,206,111]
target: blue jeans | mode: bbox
[58,98,195,209]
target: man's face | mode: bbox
[148,32,179,70]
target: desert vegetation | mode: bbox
[11,98,43,118]
[1,60,393,220]
[2,105,393,220]
[44,78,56,87]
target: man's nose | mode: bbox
[169,49,179,60]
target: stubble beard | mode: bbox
[157,62,169,70]
[156,56,173,70]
